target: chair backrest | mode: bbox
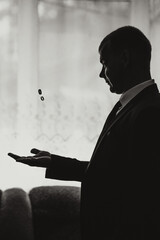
[29,185,81,240]
[0,188,34,240]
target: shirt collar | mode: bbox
[119,79,155,109]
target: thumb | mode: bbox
[30,148,41,154]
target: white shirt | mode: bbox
[119,79,155,111]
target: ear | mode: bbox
[121,49,130,68]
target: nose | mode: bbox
[99,66,105,78]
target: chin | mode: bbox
[109,86,122,95]
[109,86,116,93]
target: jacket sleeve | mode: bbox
[45,154,89,182]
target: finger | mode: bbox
[16,156,49,167]
[30,148,41,154]
[8,153,21,160]
[16,157,35,165]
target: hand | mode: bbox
[8,148,51,168]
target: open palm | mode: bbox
[8,148,51,168]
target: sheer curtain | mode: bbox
[0,0,160,191]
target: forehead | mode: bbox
[99,40,112,62]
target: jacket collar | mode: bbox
[105,83,159,135]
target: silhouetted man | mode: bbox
[8,26,160,239]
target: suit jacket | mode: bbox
[46,83,160,240]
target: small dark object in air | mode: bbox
[38,89,42,95]
[41,96,44,101]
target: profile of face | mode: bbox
[99,41,127,94]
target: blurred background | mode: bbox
[0,0,160,191]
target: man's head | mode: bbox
[99,26,152,94]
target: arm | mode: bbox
[45,154,89,182]
[8,148,89,182]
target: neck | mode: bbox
[124,68,151,92]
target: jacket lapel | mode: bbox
[104,101,133,135]
[92,103,133,156]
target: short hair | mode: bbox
[99,26,152,66]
